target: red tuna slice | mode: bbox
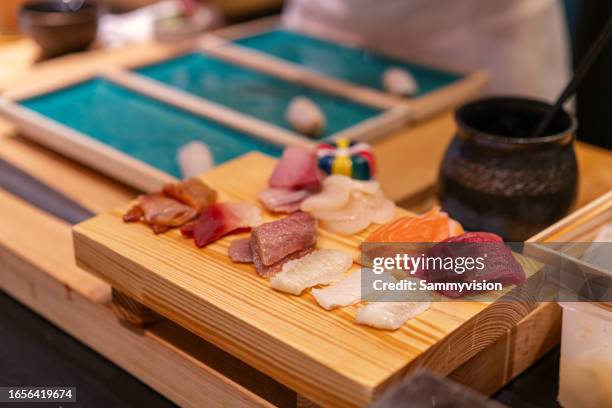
[183,203,262,248]
[421,232,525,298]
[228,237,253,263]
[251,211,317,266]
[268,147,321,189]
[258,187,313,214]
[252,242,314,277]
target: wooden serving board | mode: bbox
[74,152,542,407]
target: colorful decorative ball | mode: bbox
[316,138,376,180]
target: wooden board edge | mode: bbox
[449,302,561,395]
[0,98,176,192]
[329,106,410,143]
[71,226,374,408]
[103,68,315,150]
[527,190,612,243]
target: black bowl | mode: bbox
[438,97,578,241]
[20,0,98,58]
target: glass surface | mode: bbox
[20,77,282,178]
[136,52,382,139]
[234,29,463,96]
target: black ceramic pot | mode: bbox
[439,97,578,241]
[20,0,98,58]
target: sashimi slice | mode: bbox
[251,212,317,266]
[163,177,217,212]
[228,237,253,263]
[270,249,353,295]
[355,302,431,330]
[252,244,314,277]
[268,147,321,189]
[365,206,463,243]
[300,175,379,212]
[184,203,262,248]
[258,187,312,214]
[123,193,198,234]
[313,192,370,235]
[312,268,361,310]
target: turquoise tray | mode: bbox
[19,77,282,178]
[135,52,383,140]
[233,29,463,97]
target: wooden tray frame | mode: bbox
[0,38,407,192]
[200,16,489,120]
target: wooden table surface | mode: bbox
[0,36,611,407]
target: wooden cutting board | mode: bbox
[73,152,541,407]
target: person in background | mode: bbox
[283,0,571,101]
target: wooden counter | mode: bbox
[1,37,611,407]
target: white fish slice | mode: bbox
[355,302,431,331]
[270,249,353,295]
[312,268,362,310]
[178,141,214,179]
[300,175,380,213]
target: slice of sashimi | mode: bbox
[356,189,396,224]
[163,177,217,212]
[258,187,312,214]
[268,147,321,189]
[300,175,380,212]
[355,302,431,330]
[312,268,361,310]
[313,193,371,235]
[252,244,314,277]
[365,206,461,243]
[270,249,353,295]
[251,212,317,266]
[184,203,262,248]
[123,193,198,234]
[228,237,253,263]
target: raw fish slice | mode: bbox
[252,243,314,277]
[422,232,525,298]
[123,193,198,234]
[300,175,380,213]
[365,206,463,243]
[228,237,253,263]
[355,302,430,330]
[313,192,371,235]
[270,249,353,295]
[312,269,361,310]
[268,147,321,189]
[354,189,395,224]
[177,141,214,179]
[185,202,262,248]
[251,212,317,266]
[163,177,217,212]
[258,187,312,214]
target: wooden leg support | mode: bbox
[111,288,161,327]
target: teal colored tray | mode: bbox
[19,77,282,178]
[135,52,383,140]
[233,29,463,97]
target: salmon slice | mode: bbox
[365,206,463,243]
